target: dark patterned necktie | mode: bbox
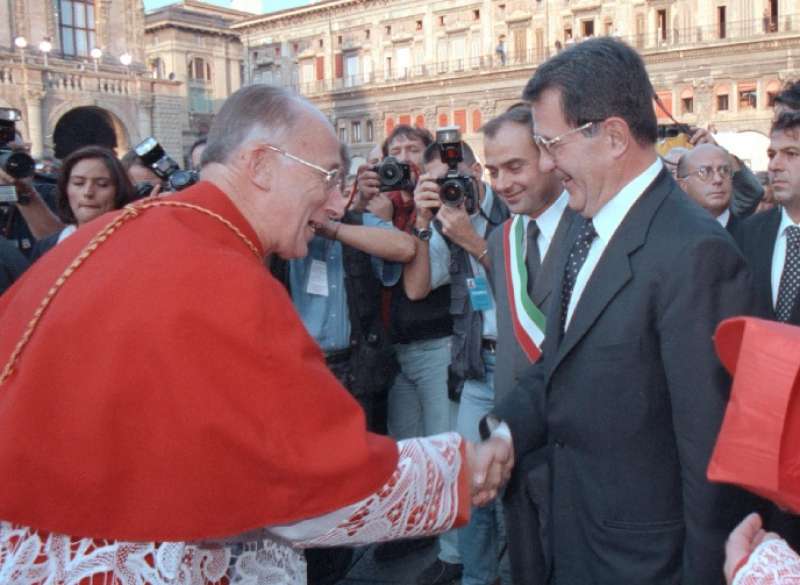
[526,220,541,297]
[775,226,800,322]
[561,219,597,333]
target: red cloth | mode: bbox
[0,181,398,542]
[708,317,800,512]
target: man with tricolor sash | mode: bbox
[480,104,575,585]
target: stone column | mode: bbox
[24,89,45,159]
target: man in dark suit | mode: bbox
[736,111,800,325]
[734,111,800,549]
[481,105,576,584]
[476,37,754,584]
[677,143,740,234]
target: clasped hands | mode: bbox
[466,436,514,507]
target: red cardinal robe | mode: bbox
[0,181,398,542]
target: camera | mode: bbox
[133,137,199,192]
[0,108,36,205]
[372,156,414,193]
[435,126,477,214]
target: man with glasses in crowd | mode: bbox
[677,143,739,232]
[476,37,756,584]
[0,85,512,583]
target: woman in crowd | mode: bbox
[30,145,135,261]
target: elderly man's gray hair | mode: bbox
[202,85,303,166]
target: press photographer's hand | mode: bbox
[413,172,441,225]
[354,165,380,211]
[437,204,479,249]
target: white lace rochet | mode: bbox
[0,433,465,585]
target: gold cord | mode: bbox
[0,199,261,386]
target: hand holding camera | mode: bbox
[413,172,442,227]
[133,137,199,193]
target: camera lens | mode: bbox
[440,179,465,207]
[0,150,35,179]
[378,160,402,187]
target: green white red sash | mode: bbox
[503,215,546,362]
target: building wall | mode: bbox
[233,0,800,168]
[0,0,184,160]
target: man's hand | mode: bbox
[366,193,394,222]
[353,165,380,212]
[413,173,441,227]
[0,168,38,206]
[467,436,514,507]
[724,513,779,584]
[689,127,718,147]
[437,204,480,250]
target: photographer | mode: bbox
[0,109,64,256]
[354,126,431,228]
[404,132,509,585]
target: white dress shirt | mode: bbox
[564,158,664,328]
[771,207,800,308]
[716,208,731,228]
[522,190,569,262]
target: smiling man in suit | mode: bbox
[478,37,755,584]
[481,105,575,584]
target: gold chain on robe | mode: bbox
[0,200,261,385]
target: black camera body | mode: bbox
[372,156,414,193]
[133,137,198,193]
[434,126,477,214]
[0,108,36,205]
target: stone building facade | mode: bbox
[232,0,800,170]
[0,0,186,160]
[144,0,246,155]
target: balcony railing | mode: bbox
[280,12,800,97]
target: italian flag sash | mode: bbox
[503,215,546,362]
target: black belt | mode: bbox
[325,348,352,365]
[481,338,497,353]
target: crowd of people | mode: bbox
[2,36,800,585]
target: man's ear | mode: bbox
[244,143,273,192]
[470,161,483,179]
[602,117,632,159]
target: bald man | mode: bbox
[678,144,738,232]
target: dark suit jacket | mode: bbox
[733,206,800,324]
[496,169,755,585]
[486,205,577,405]
[486,204,577,585]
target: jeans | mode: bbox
[457,350,511,585]
[388,335,460,564]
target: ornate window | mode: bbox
[59,0,96,57]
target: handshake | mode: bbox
[466,435,515,507]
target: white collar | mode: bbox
[592,158,663,245]
[716,208,731,227]
[523,190,568,242]
[779,206,800,238]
